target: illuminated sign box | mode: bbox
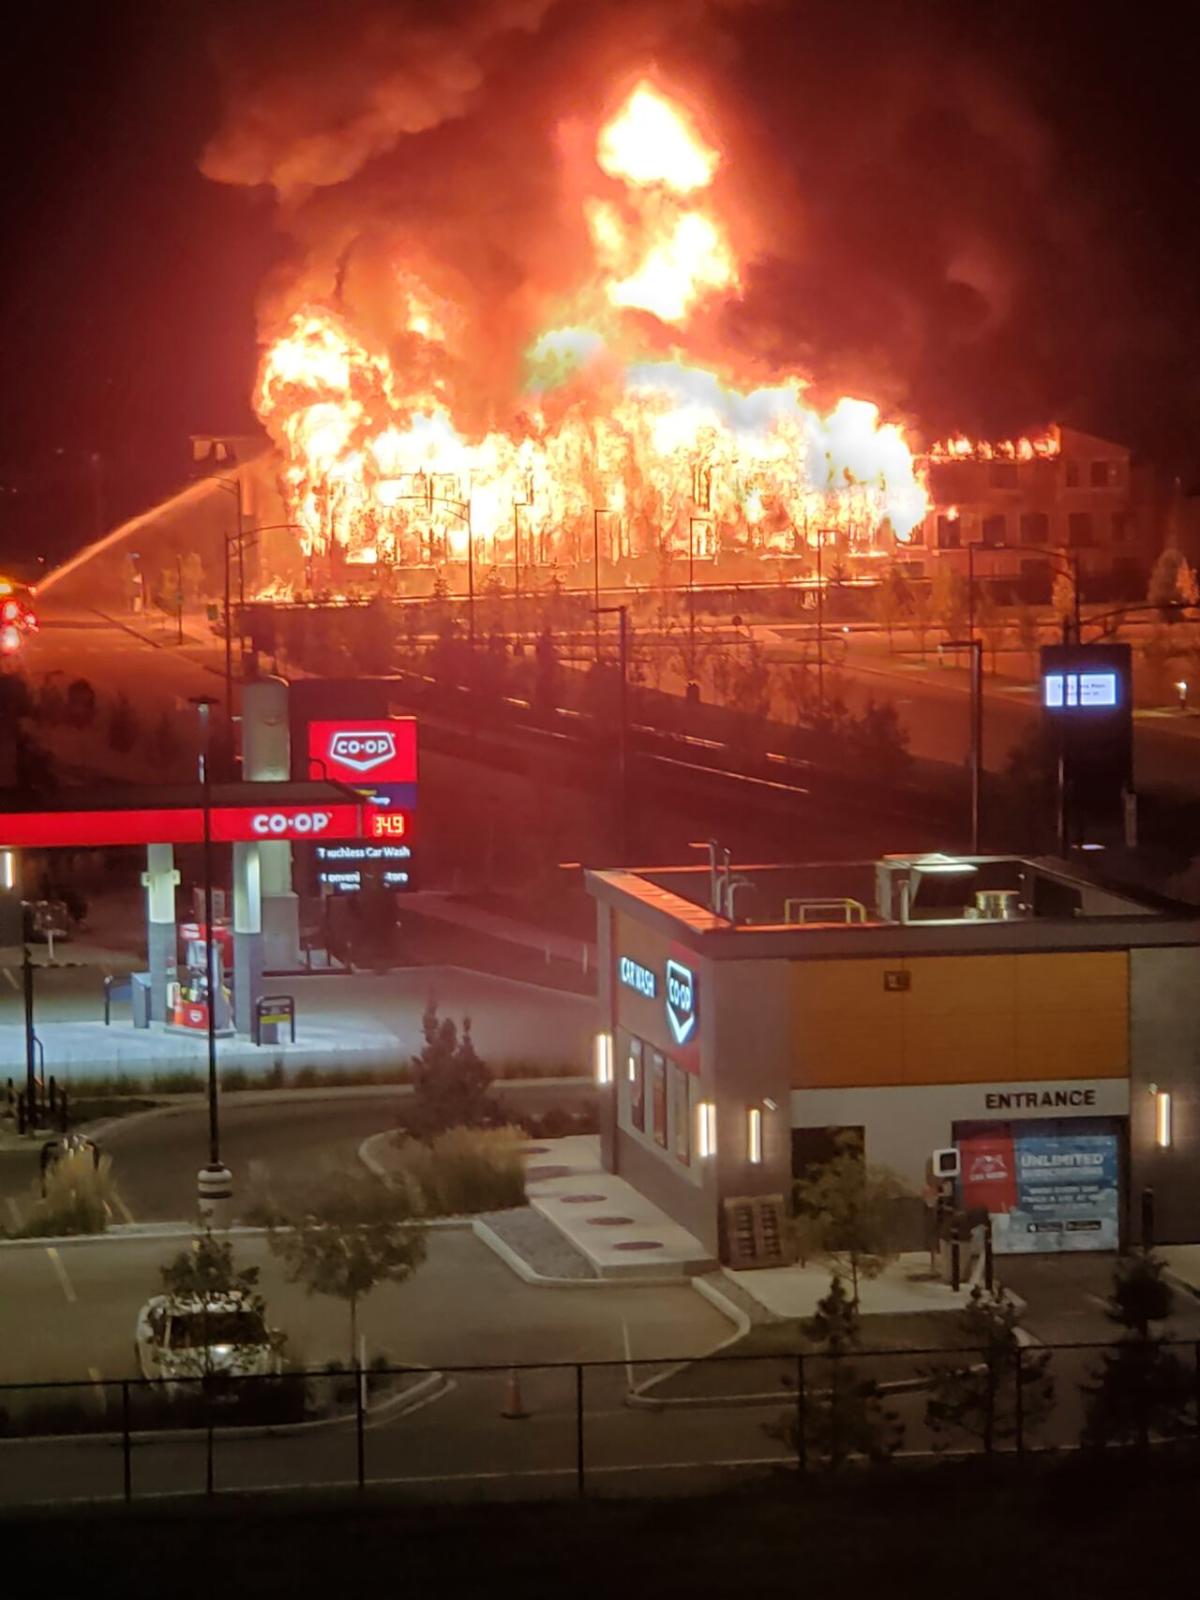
[1043,672,1118,710]
[307,719,417,786]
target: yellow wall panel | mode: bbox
[791,949,1128,1089]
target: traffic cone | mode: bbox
[501,1366,530,1420]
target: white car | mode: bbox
[135,1293,282,1395]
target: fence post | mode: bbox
[122,1381,132,1504]
[1013,1345,1024,1458]
[575,1364,585,1498]
[795,1352,807,1478]
[984,1349,996,1456]
[355,1364,366,1490]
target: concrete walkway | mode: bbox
[405,893,596,968]
[1161,1244,1200,1297]
[524,1135,717,1280]
[729,1254,976,1320]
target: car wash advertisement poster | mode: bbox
[957,1118,1119,1254]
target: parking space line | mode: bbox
[2,968,17,991]
[46,1246,77,1303]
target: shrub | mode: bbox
[14,1148,123,1237]
[390,1125,527,1216]
[220,1067,249,1092]
[148,1070,205,1094]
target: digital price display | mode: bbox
[368,811,408,839]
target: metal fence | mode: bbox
[1,1340,1198,1510]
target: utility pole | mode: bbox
[942,638,983,852]
[191,695,232,1224]
[593,603,629,860]
[22,943,36,1117]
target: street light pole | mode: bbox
[688,517,711,685]
[942,638,983,852]
[191,695,232,1225]
[593,603,629,860]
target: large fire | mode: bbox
[255,82,935,584]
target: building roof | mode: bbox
[587,853,1200,961]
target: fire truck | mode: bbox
[0,574,38,655]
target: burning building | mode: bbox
[250,82,934,595]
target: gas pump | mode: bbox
[168,889,233,1033]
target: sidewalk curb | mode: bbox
[626,1272,752,1408]
[0,1368,449,1450]
[473,1216,693,1289]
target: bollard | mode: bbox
[501,1367,530,1420]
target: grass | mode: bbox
[651,1311,972,1402]
[40,1060,587,1105]
[389,1125,528,1216]
[9,1148,125,1238]
[4,1456,1200,1596]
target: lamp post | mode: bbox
[941,639,983,851]
[190,694,232,1226]
[967,541,1080,648]
[592,604,629,859]
[688,517,712,686]
[815,528,838,708]
[592,510,617,662]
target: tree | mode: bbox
[532,625,561,717]
[269,1171,424,1368]
[924,1284,1054,1453]
[407,998,497,1136]
[909,583,935,661]
[1014,603,1041,663]
[873,565,912,652]
[847,698,911,784]
[158,1233,279,1378]
[975,589,1009,675]
[107,691,140,755]
[1051,569,1077,639]
[0,671,55,796]
[932,567,969,640]
[145,709,181,771]
[1148,547,1186,617]
[1082,1251,1193,1451]
[769,1274,904,1471]
[352,596,394,675]
[180,551,206,602]
[792,1133,910,1305]
[64,678,97,729]
[1180,558,1200,609]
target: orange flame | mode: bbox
[255,83,938,576]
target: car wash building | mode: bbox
[587,854,1200,1266]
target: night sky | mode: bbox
[2,0,1197,566]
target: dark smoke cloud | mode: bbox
[200,0,1158,449]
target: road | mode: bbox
[0,1081,596,1226]
[0,1224,727,1386]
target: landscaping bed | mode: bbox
[645,1311,976,1402]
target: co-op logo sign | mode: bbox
[619,954,698,1045]
[251,811,333,837]
[666,959,697,1046]
[328,730,397,775]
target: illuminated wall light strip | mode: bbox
[1156,1090,1173,1149]
[593,1032,613,1086]
[0,850,14,892]
[697,1101,717,1159]
[747,1106,763,1165]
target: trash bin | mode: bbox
[131,971,152,1029]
